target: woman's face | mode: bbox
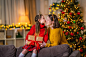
[39,16,46,24]
[46,16,52,26]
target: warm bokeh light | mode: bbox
[18,15,30,25]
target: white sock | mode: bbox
[19,52,25,57]
[31,53,37,57]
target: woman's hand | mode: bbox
[25,40,28,45]
[40,42,46,48]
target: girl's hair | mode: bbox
[48,14,60,28]
[35,14,47,35]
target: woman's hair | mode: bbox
[48,14,60,28]
[35,14,47,35]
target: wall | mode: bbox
[79,0,86,26]
[36,0,40,15]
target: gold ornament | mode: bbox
[76,39,78,42]
[78,46,80,47]
[60,23,62,25]
[74,45,76,48]
[56,7,59,10]
[77,42,80,45]
[83,35,86,40]
[83,45,86,48]
[62,25,65,27]
[68,38,70,40]
[72,27,73,29]
[80,54,83,56]
[64,29,66,32]
[57,4,59,6]
[70,29,72,31]
[78,4,80,6]
[81,20,84,23]
[74,29,76,32]
[78,48,80,50]
[73,49,75,51]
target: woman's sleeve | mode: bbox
[45,40,59,47]
[45,33,59,47]
[60,29,68,44]
[43,31,48,43]
[25,25,35,40]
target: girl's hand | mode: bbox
[26,40,28,45]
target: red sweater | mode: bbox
[25,24,48,43]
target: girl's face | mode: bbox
[39,16,46,24]
[46,16,52,26]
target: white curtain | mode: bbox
[0,0,25,25]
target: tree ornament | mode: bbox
[62,25,65,27]
[81,27,84,30]
[74,29,76,32]
[63,31,64,33]
[77,42,80,45]
[69,13,72,15]
[81,20,84,23]
[62,11,65,14]
[64,29,66,32]
[70,29,72,31]
[70,33,74,36]
[83,45,86,49]
[56,7,59,10]
[79,37,82,40]
[62,0,64,3]
[77,12,80,15]
[73,20,76,23]
[65,32,69,35]
[60,9,63,12]
[77,32,79,34]
[67,21,70,24]
[53,3,55,6]
[69,26,71,29]
[67,38,70,40]
[76,39,78,42]
[85,53,86,56]
[74,45,76,48]
[49,8,51,9]
[79,49,83,52]
[63,17,67,22]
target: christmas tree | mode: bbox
[49,0,86,57]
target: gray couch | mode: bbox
[0,44,80,57]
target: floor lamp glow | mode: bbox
[18,16,30,25]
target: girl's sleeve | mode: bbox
[43,31,48,43]
[60,29,68,44]
[25,25,35,40]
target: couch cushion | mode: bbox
[16,44,70,57]
[38,44,70,57]
[0,45,16,57]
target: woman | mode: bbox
[41,14,68,47]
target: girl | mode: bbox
[42,14,68,47]
[19,14,48,57]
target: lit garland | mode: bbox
[0,23,32,30]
